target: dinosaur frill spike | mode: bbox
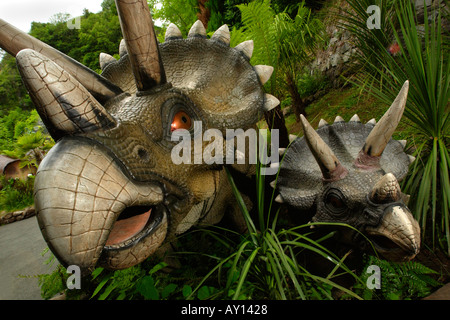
[289,134,298,143]
[188,20,207,38]
[234,40,254,59]
[211,24,230,45]
[350,114,361,122]
[300,115,348,181]
[165,23,183,41]
[318,119,328,128]
[355,81,409,169]
[254,65,274,85]
[115,0,167,91]
[119,39,127,57]
[334,115,345,123]
[370,173,402,204]
[0,19,123,104]
[99,53,117,70]
[263,94,280,112]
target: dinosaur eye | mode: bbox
[327,194,344,208]
[325,190,347,214]
[170,111,192,132]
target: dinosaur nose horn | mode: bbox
[0,19,123,104]
[15,49,116,141]
[370,173,402,203]
[300,115,348,181]
[115,0,167,91]
[355,81,409,169]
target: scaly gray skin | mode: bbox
[0,0,278,272]
[274,82,421,262]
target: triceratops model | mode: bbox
[0,0,278,272]
[274,81,421,262]
[0,0,420,274]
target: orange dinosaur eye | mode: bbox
[170,111,192,132]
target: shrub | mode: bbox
[0,176,35,213]
[340,0,450,254]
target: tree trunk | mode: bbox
[197,0,211,29]
[286,72,306,122]
[264,105,290,148]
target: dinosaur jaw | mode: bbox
[35,137,173,272]
[365,205,421,262]
[105,206,159,247]
[99,204,169,269]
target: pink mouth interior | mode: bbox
[106,208,152,246]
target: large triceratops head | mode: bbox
[0,0,278,271]
[275,81,420,262]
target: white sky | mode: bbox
[0,0,104,32]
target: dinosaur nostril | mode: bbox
[137,148,150,162]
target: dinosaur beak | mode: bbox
[365,173,420,261]
[35,137,167,272]
[366,205,420,261]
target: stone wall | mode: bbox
[0,207,35,225]
[310,25,357,88]
[308,0,447,88]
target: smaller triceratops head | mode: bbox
[275,81,420,262]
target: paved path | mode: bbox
[0,217,58,300]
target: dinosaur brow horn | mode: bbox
[300,115,348,182]
[115,0,167,91]
[0,19,123,104]
[355,80,409,169]
[370,173,402,204]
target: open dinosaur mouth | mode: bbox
[367,233,413,257]
[366,231,419,262]
[364,205,420,262]
[369,234,400,250]
[104,205,166,250]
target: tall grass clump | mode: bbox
[185,135,365,300]
[340,0,449,254]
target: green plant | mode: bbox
[352,255,441,300]
[183,144,365,300]
[91,264,148,300]
[0,176,35,212]
[38,248,71,300]
[2,130,54,168]
[296,71,330,99]
[341,0,450,254]
[338,0,398,88]
[234,0,326,121]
